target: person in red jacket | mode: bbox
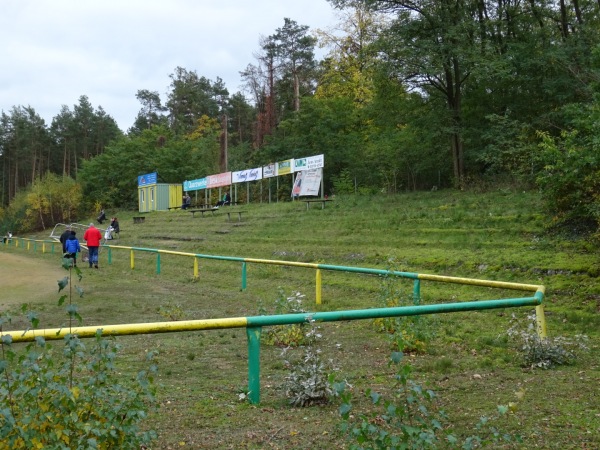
[83,222,102,268]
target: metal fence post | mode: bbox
[246,326,262,404]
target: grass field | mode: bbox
[1,189,599,449]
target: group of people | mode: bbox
[104,217,120,240]
[215,192,231,208]
[60,216,119,268]
[181,192,231,209]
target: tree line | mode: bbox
[1,1,599,235]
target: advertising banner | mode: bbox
[298,168,322,196]
[232,167,263,184]
[263,163,277,178]
[306,154,324,170]
[293,154,324,172]
[183,178,207,191]
[293,158,307,172]
[277,159,293,175]
[292,168,322,197]
[138,172,157,186]
[207,172,232,188]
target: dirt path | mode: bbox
[0,252,64,308]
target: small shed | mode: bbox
[137,172,182,212]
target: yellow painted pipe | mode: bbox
[194,257,199,278]
[130,249,135,269]
[316,269,322,305]
[244,257,319,269]
[1,317,249,343]
[418,273,541,292]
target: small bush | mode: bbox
[0,262,158,449]
[281,319,334,407]
[261,289,308,347]
[158,300,185,321]
[336,352,522,449]
[373,264,435,353]
[507,313,589,369]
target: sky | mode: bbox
[0,0,341,131]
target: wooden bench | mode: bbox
[133,216,145,224]
[303,199,334,210]
[189,208,219,218]
[225,210,246,222]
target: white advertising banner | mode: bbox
[293,168,322,197]
[232,167,263,183]
[293,154,324,172]
[263,163,277,178]
[306,154,324,170]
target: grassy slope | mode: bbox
[3,189,599,449]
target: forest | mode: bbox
[0,1,599,236]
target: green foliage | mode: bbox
[373,265,435,353]
[535,116,600,234]
[0,262,158,449]
[79,125,218,208]
[336,352,521,449]
[507,313,590,369]
[260,289,308,347]
[0,174,82,234]
[157,300,185,321]
[332,169,355,195]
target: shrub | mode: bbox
[281,319,334,407]
[0,261,158,448]
[373,265,435,353]
[336,352,521,449]
[260,289,308,347]
[507,312,589,369]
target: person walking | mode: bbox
[59,226,72,254]
[64,230,81,267]
[84,222,102,269]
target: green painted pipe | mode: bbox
[2,295,543,405]
[241,262,247,291]
[316,264,419,279]
[246,297,540,328]
[246,327,262,403]
[157,253,161,274]
[413,279,421,305]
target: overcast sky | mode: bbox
[0,0,340,131]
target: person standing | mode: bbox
[182,193,191,210]
[59,226,72,254]
[97,209,106,224]
[84,222,102,269]
[64,230,81,267]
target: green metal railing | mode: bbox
[3,237,548,338]
[1,294,544,404]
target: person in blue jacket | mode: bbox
[65,230,81,267]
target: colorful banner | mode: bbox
[138,172,157,186]
[232,167,263,184]
[277,159,293,175]
[183,178,207,191]
[263,163,277,178]
[207,172,232,188]
[177,155,323,190]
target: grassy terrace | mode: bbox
[1,189,598,449]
